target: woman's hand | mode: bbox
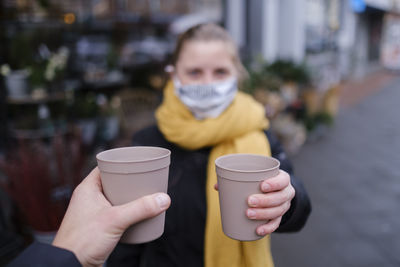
[246,170,295,236]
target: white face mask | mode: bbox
[174,77,238,120]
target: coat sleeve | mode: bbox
[265,130,312,232]
[7,242,81,267]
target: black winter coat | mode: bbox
[7,242,81,267]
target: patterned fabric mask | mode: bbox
[173,77,238,120]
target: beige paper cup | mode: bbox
[96,146,170,244]
[215,153,280,241]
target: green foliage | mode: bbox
[264,60,311,86]
[29,60,47,88]
[241,69,281,94]
[241,59,312,94]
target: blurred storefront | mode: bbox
[225,0,400,80]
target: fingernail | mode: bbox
[262,183,270,191]
[155,194,170,209]
[248,196,258,206]
[257,228,266,236]
[247,209,256,219]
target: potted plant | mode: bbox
[1,37,69,99]
[1,32,34,98]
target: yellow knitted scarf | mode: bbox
[156,81,274,267]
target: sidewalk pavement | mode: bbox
[339,70,397,108]
[271,71,400,267]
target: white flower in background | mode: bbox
[45,62,56,81]
[45,46,70,81]
[1,64,11,76]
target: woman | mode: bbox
[108,23,311,267]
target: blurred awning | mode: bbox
[364,0,400,12]
[351,0,400,14]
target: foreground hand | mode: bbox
[52,167,171,267]
[246,170,295,236]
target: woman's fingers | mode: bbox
[247,201,291,220]
[248,185,295,208]
[255,217,282,236]
[260,170,290,193]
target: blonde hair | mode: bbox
[172,23,248,82]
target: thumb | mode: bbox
[113,193,171,230]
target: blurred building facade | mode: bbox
[225,0,400,88]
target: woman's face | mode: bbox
[174,40,238,86]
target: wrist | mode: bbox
[52,235,85,266]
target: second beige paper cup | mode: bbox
[96,146,170,244]
[215,153,280,241]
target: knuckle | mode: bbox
[279,170,289,181]
[283,202,291,215]
[285,172,290,180]
[279,204,288,216]
[277,193,286,204]
[278,178,289,189]
[281,169,289,178]
[286,189,292,201]
[289,187,296,199]
[284,185,294,200]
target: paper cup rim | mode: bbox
[215,153,280,173]
[96,146,171,164]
